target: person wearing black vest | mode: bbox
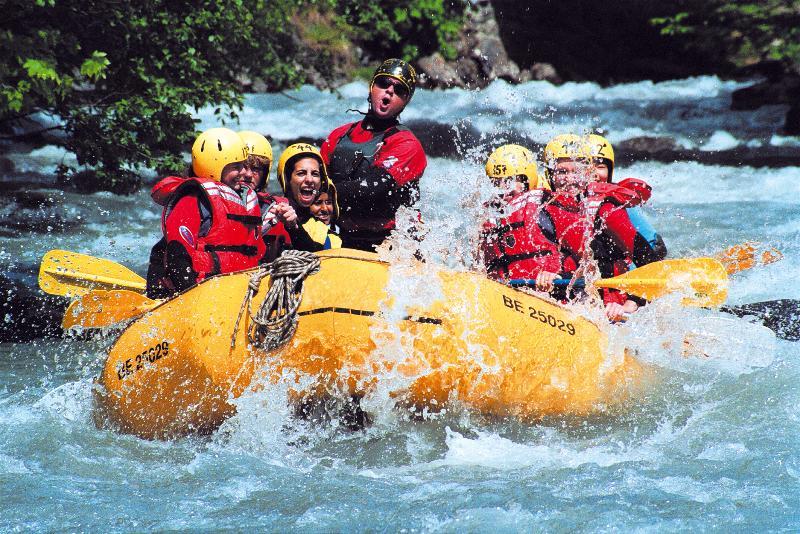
[320,58,427,251]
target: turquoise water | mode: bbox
[2,77,800,531]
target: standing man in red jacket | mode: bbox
[320,58,427,251]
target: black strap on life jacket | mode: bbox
[226,213,262,227]
[485,220,525,237]
[204,244,259,256]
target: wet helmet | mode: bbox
[586,134,615,181]
[238,130,274,189]
[276,143,331,195]
[542,134,590,187]
[191,128,248,182]
[370,58,417,100]
[485,144,544,190]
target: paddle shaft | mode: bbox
[509,278,584,288]
[44,267,146,292]
[507,257,728,308]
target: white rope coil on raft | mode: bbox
[231,250,321,351]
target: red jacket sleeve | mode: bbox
[151,176,188,206]
[163,193,215,279]
[374,131,427,186]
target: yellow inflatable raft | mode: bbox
[93,249,642,439]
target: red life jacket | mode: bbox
[542,181,653,304]
[161,177,266,275]
[582,181,647,221]
[541,192,591,275]
[482,190,562,281]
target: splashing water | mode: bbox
[2,76,800,530]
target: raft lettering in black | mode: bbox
[116,341,170,380]
[502,295,576,336]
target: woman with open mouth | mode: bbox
[275,143,342,252]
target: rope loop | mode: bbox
[231,250,320,351]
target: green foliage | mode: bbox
[651,1,800,69]
[0,0,465,192]
[0,0,302,190]
[80,51,110,81]
[335,0,466,61]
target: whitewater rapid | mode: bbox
[1,76,799,531]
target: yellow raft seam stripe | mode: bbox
[298,307,443,325]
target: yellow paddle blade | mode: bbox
[594,257,729,307]
[62,290,160,329]
[715,241,783,275]
[39,249,147,297]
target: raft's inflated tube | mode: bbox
[93,249,642,439]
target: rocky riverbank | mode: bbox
[246,0,799,135]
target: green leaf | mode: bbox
[80,51,110,81]
[23,58,60,83]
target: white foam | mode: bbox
[616,302,776,376]
[6,144,78,174]
[770,134,800,147]
[440,427,639,471]
[651,475,747,504]
[701,130,740,151]
[621,161,800,205]
[35,380,93,423]
[0,452,30,474]
[697,442,748,461]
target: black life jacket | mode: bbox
[327,121,408,184]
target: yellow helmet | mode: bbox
[586,134,614,164]
[238,130,274,189]
[542,133,592,187]
[276,143,331,194]
[586,134,615,181]
[485,144,544,190]
[543,134,587,166]
[191,127,248,182]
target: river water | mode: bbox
[2,77,800,531]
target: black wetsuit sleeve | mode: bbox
[639,233,667,263]
[335,165,420,218]
[630,232,667,266]
[165,239,200,292]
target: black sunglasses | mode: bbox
[374,76,409,99]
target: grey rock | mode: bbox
[528,62,561,84]
[460,0,522,85]
[0,157,14,174]
[785,104,800,135]
[456,57,488,89]
[250,78,269,93]
[474,36,521,82]
[405,119,481,159]
[617,136,681,153]
[417,53,465,88]
[731,75,800,110]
